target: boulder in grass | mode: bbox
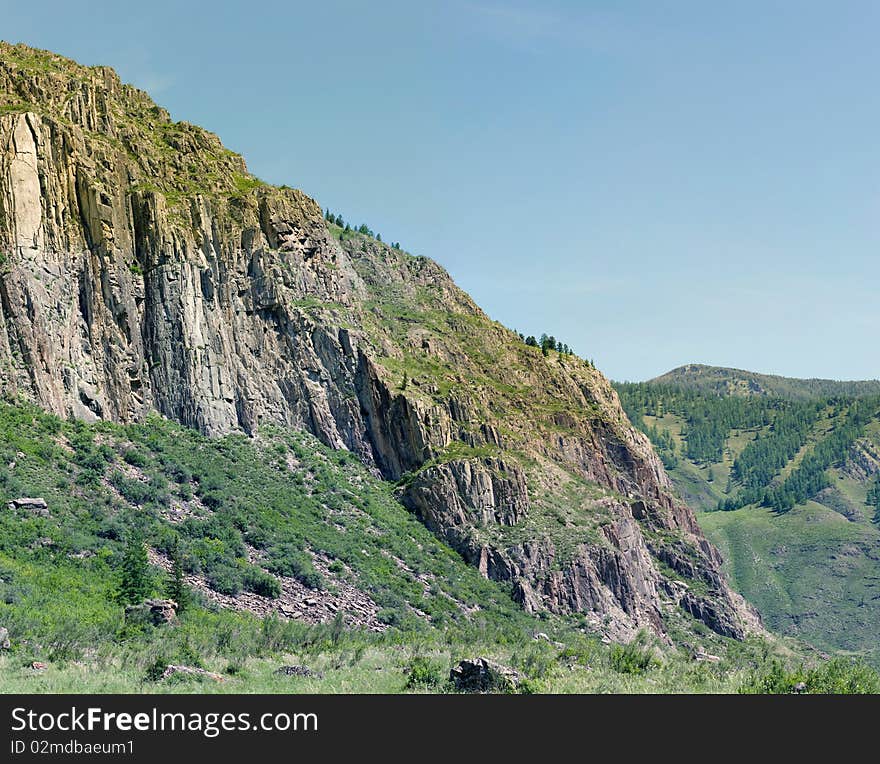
[7,498,49,517]
[0,627,9,650]
[450,658,520,693]
[275,665,322,678]
[160,665,225,682]
[124,599,178,627]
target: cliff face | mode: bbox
[0,42,760,641]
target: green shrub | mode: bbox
[242,568,281,599]
[110,471,157,506]
[175,639,205,669]
[405,655,445,689]
[206,563,242,596]
[144,658,168,682]
[609,637,657,676]
[123,449,148,468]
[740,658,880,694]
[163,460,192,484]
[200,492,223,510]
[511,644,556,680]
[808,658,880,694]
[266,545,323,590]
[377,608,402,627]
[738,660,801,694]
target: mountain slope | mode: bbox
[0,401,533,637]
[616,375,880,659]
[654,364,880,400]
[0,42,758,644]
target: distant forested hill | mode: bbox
[615,374,880,662]
[652,364,880,400]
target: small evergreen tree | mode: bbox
[119,532,150,605]
[867,477,880,524]
[166,536,190,612]
[538,334,556,355]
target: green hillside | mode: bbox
[701,503,880,659]
[0,400,807,693]
[616,378,880,660]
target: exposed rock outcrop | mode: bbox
[402,457,528,533]
[843,439,880,482]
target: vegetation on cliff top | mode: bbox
[0,41,294,214]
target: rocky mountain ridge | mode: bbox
[0,42,759,642]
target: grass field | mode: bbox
[0,628,793,694]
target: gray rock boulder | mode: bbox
[7,497,49,516]
[124,598,178,627]
[450,658,520,693]
[275,665,323,678]
[160,665,224,682]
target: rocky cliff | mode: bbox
[0,42,760,641]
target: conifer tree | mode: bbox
[166,536,190,612]
[119,532,150,605]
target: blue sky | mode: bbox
[4,1,879,381]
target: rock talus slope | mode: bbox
[0,42,760,641]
